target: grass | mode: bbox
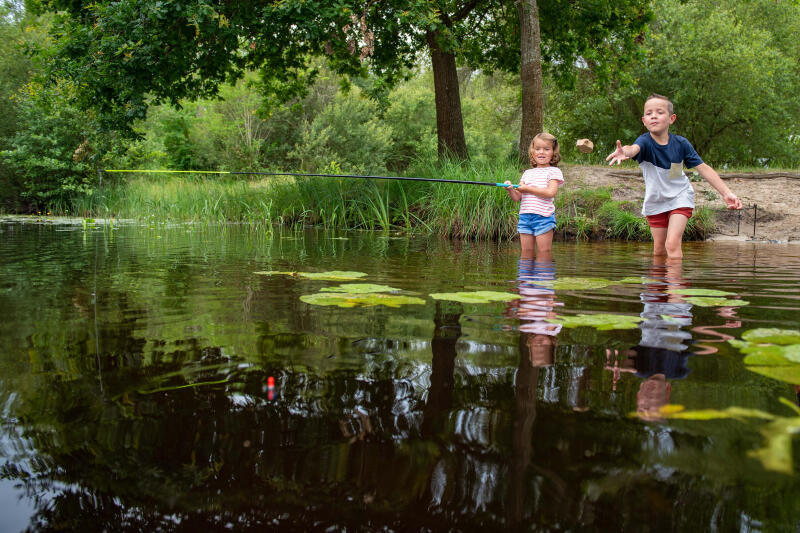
[62,162,721,242]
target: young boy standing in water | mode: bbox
[606,94,742,259]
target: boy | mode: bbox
[606,93,742,258]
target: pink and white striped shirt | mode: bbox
[518,166,564,216]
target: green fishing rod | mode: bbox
[102,169,519,188]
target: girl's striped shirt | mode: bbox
[519,166,564,216]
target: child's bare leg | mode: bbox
[650,226,668,256]
[664,214,689,259]
[520,234,535,259]
[534,230,554,261]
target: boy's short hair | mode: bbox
[645,93,674,114]
[529,132,561,166]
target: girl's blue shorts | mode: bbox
[517,213,556,236]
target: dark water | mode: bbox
[2,221,800,532]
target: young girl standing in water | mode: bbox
[505,133,564,260]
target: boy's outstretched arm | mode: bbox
[606,140,641,165]
[695,163,742,210]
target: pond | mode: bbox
[2,220,800,531]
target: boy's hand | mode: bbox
[724,192,742,210]
[606,140,629,166]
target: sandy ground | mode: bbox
[563,166,800,243]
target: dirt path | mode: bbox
[563,166,800,243]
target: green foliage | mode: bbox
[549,0,800,167]
[0,81,97,211]
[290,91,394,174]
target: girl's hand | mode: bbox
[503,180,513,187]
[606,140,628,166]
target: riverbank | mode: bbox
[4,165,798,243]
[563,166,800,243]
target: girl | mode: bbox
[505,133,564,260]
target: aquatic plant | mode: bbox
[320,283,401,294]
[684,296,749,307]
[429,290,518,304]
[254,270,368,281]
[547,313,645,330]
[649,398,800,474]
[300,292,425,308]
[730,328,800,385]
[667,288,736,297]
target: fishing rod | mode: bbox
[102,169,519,188]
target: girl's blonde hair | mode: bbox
[529,132,560,167]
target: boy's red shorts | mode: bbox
[646,207,693,228]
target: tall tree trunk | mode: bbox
[517,0,544,165]
[427,29,469,161]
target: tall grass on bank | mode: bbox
[67,164,715,241]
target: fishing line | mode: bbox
[102,169,519,188]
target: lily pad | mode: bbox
[551,277,613,290]
[300,292,425,308]
[429,291,518,304]
[683,296,749,307]
[255,270,368,281]
[321,283,401,294]
[746,366,800,386]
[617,277,660,284]
[743,352,796,366]
[667,288,736,297]
[742,328,800,345]
[652,404,800,474]
[547,313,645,330]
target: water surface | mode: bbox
[2,221,800,531]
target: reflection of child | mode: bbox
[605,93,742,259]
[504,133,565,260]
[606,258,693,419]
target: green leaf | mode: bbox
[429,291,518,304]
[667,288,736,297]
[551,277,613,290]
[683,297,749,307]
[617,277,660,284]
[746,366,800,385]
[547,313,645,330]
[300,292,425,308]
[742,329,800,345]
[255,270,368,281]
[320,283,400,294]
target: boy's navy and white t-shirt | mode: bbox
[634,133,703,216]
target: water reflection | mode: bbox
[2,224,800,530]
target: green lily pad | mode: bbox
[653,404,800,474]
[667,288,736,297]
[617,277,660,284]
[659,405,775,421]
[429,291,518,304]
[321,283,400,294]
[743,352,796,366]
[747,365,800,385]
[684,296,749,307]
[551,277,613,290]
[547,313,645,330]
[300,292,425,308]
[742,329,800,345]
[255,270,368,281]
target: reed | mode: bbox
[67,164,722,241]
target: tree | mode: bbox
[37,0,650,165]
[517,0,543,163]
